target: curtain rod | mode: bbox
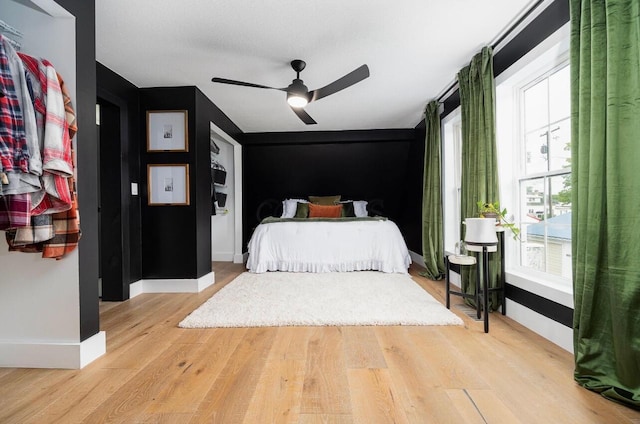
[435,0,547,104]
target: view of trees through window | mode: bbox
[519,64,572,279]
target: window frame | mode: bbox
[494,21,574,305]
[514,61,572,283]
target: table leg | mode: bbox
[483,247,489,333]
[445,256,450,309]
[475,254,481,319]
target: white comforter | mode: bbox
[247,218,412,273]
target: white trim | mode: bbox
[212,252,234,262]
[129,280,144,298]
[409,250,424,267]
[131,272,215,295]
[0,331,106,369]
[506,300,573,353]
[234,252,248,264]
[507,270,573,308]
[80,331,107,368]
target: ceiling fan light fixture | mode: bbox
[286,78,309,108]
[287,92,308,108]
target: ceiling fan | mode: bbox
[211,60,370,125]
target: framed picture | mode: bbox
[147,164,190,205]
[147,110,188,152]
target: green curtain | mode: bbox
[421,100,445,280]
[458,46,502,310]
[571,0,640,408]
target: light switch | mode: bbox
[131,182,138,196]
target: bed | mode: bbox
[246,216,412,274]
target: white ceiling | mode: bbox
[96,0,538,133]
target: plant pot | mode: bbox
[464,218,498,244]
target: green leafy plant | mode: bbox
[476,201,521,240]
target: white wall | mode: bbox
[209,122,244,263]
[211,133,235,261]
[0,0,104,368]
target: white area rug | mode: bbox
[179,271,463,328]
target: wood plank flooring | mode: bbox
[0,261,638,423]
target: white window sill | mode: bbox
[506,269,573,309]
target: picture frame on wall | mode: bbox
[147,110,188,152]
[148,164,190,205]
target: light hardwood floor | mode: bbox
[1,262,638,423]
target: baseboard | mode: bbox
[234,252,248,264]
[212,252,234,261]
[0,331,106,369]
[409,250,423,267]
[129,280,144,298]
[131,272,215,295]
[506,299,573,353]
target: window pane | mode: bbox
[549,66,571,123]
[525,130,549,174]
[547,174,572,278]
[524,79,548,132]
[520,178,545,222]
[550,173,571,217]
[520,178,546,270]
[519,176,572,278]
[548,118,571,171]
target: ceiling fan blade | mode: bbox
[211,77,286,91]
[290,106,317,125]
[309,64,370,102]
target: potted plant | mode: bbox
[476,201,520,240]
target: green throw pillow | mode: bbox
[295,202,309,218]
[341,201,356,217]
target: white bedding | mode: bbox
[246,218,412,273]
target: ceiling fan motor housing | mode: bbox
[287,79,310,106]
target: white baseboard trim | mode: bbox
[130,279,144,298]
[130,272,215,297]
[234,252,248,264]
[212,252,234,261]
[409,250,424,267]
[506,300,573,353]
[0,331,106,369]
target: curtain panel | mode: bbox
[458,46,502,310]
[570,0,640,408]
[421,100,445,280]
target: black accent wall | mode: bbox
[97,65,242,286]
[54,0,99,342]
[241,130,418,249]
[140,87,199,279]
[139,87,241,279]
[402,124,426,253]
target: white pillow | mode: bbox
[281,199,308,218]
[353,200,368,217]
[341,200,369,217]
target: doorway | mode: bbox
[210,122,244,264]
[97,98,128,301]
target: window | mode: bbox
[443,109,462,254]
[517,64,572,280]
